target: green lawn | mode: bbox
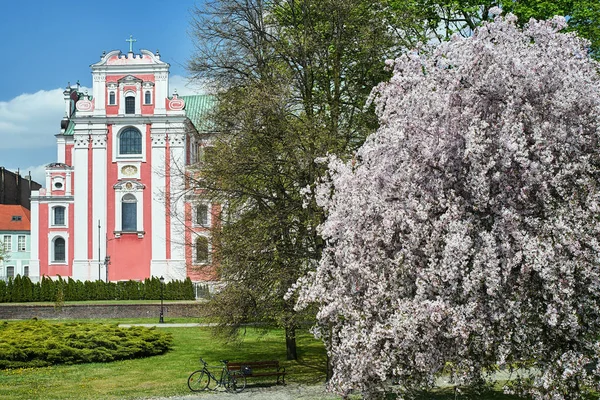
[0,300,202,306]
[1,320,593,399]
[0,325,328,399]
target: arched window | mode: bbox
[53,237,65,262]
[144,90,151,104]
[122,194,137,232]
[195,236,209,264]
[53,206,65,226]
[119,128,142,155]
[109,91,116,105]
[125,95,135,114]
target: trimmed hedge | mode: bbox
[0,276,195,303]
[0,319,172,368]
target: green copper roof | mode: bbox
[182,95,215,132]
[64,119,75,136]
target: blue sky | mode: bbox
[0,0,206,185]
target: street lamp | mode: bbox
[159,276,165,323]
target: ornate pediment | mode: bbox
[113,180,145,191]
[118,75,143,84]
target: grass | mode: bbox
[1,319,593,399]
[0,325,328,399]
[0,300,202,306]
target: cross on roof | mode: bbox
[126,35,137,53]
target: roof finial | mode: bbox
[126,35,137,53]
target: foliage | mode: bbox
[297,12,600,400]
[0,320,172,369]
[0,275,195,303]
[189,0,395,359]
[385,0,600,59]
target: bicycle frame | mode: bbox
[187,358,246,393]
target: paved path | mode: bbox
[119,323,217,328]
[146,384,346,400]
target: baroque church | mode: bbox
[29,42,216,285]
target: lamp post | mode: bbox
[159,276,165,323]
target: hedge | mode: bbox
[0,276,195,303]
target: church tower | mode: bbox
[30,40,195,282]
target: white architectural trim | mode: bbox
[48,232,69,265]
[72,135,89,261]
[48,203,69,228]
[192,232,212,265]
[192,202,212,228]
[113,181,145,234]
[112,124,147,162]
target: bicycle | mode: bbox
[187,358,247,393]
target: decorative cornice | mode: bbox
[91,134,107,148]
[151,134,167,147]
[74,136,89,148]
[168,133,185,147]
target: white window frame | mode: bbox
[144,90,152,105]
[23,266,29,277]
[109,91,116,105]
[17,235,26,252]
[3,235,11,252]
[194,234,211,265]
[113,124,146,162]
[124,90,136,114]
[114,183,144,236]
[193,203,211,227]
[6,266,14,279]
[49,232,69,265]
[50,204,68,227]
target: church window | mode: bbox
[53,206,65,226]
[195,236,209,264]
[125,96,135,114]
[121,194,138,232]
[53,237,66,262]
[144,90,151,104]
[119,128,142,155]
[195,204,209,226]
[109,91,116,105]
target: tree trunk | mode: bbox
[285,325,298,360]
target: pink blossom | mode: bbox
[296,13,600,400]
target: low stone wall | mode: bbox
[0,302,205,320]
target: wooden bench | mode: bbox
[227,360,286,385]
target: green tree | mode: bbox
[385,0,600,58]
[189,0,394,360]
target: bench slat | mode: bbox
[227,360,286,384]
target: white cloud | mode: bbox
[0,89,66,150]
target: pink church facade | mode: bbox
[29,47,216,284]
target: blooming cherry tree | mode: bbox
[296,12,600,399]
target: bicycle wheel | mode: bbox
[228,373,246,393]
[187,369,210,392]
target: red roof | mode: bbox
[0,205,31,231]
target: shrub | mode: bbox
[0,320,172,368]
